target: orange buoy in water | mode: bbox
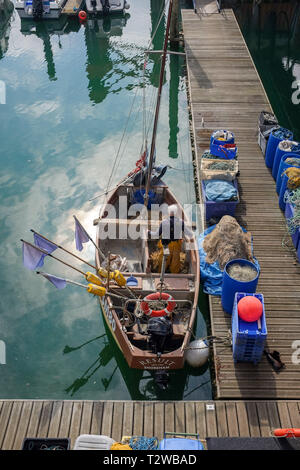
[237,296,263,322]
[78,10,87,21]
[274,428,300,438]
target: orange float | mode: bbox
[78,10,87,21]
[237,296,263,322]
[274,428,300,438]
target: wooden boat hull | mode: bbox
[96,181,200,371]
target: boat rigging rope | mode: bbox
[104,0,170,197]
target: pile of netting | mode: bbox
[284,167,300,190]
[201,149,238,160]
[198,216,260,295]
[205,160,236,171]
[202,215,254,270]
[227,262,258,282]
[284,188,300,235]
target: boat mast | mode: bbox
[144,0,173,208]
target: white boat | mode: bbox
[85,0,129,15]
[14,0,67,19]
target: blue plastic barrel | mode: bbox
[276,153,300,194]
[265,128,293,169]
[279,174,289,211]
[221,259,260,314]
[272,141,299,180]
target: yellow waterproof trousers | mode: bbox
[157,239,182,274]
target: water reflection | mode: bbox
[235,1,300,139]
[20,16,80,81]
[0,0,13,59]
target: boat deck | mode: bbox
[182,4,300,399]
[62,0,83,15]
[1,399,300,449]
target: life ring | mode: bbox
[274,428,300,438]
[140,292,176,317]
[78,10,87,21]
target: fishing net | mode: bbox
[206,161,236,171]
[203,215,254,270]
[283,167,300,190]
[227,263,258,282]
[285,157,300,167]
[284,188,300,235]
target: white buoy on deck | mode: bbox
[185,339,209,367]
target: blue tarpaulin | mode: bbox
[204,180,238,202]
[198,225,260,296]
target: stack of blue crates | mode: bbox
[232,292,267,364]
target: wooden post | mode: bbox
[170,0,179,44]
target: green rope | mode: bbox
[284,188,300,234]
[206,161,235,171]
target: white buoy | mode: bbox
[184,339,209,368]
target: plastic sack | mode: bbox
[198,225,260,296]
[204,180,238,202]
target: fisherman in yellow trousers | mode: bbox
[148,205,194,274]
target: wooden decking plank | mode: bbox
[256,402,272,437]
[79,401,93,435]
[58,401,73,438]
[111,402,124,442]
[275,402,292,429]
[215,402,228,437]
[101,401,113,437]
[0,401,13,448]
[205,404,217,437]
[133,402,144,437]
[144,403,154,437]
[236,402,250,436]
[2,401,23,450]
[26,401,43,438]
[48,401,63,437]
[90,401,104,435]
[195,402,207,437]
[122,402,134,438]
[69,401,83,449]
[154,403,164,440]
[287,402,300,428]
[36,401,53,438]
[225,402,239,437]
[164,402,175,434]
[185,402,196,435]
[174,401,185,434]
[12,401,33,450]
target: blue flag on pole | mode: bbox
[74,216,90,251]
[33,233,57,254]
[22,241,46,270]
[38,272,67,290]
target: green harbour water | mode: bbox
[235,1,300,140]
[0,0,212,400]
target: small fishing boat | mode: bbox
[14,0,67,20]
[85,0,129,16]
[94,0,200,377]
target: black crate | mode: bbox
[21,438,70,450]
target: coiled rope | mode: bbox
[129,436,158,450]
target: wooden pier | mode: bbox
[182,4,300,399]
[1,399,300,449]
[62,0,83,15]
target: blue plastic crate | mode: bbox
[201,179,239,221]
[210,142,237,159]
[232,293,267,364]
